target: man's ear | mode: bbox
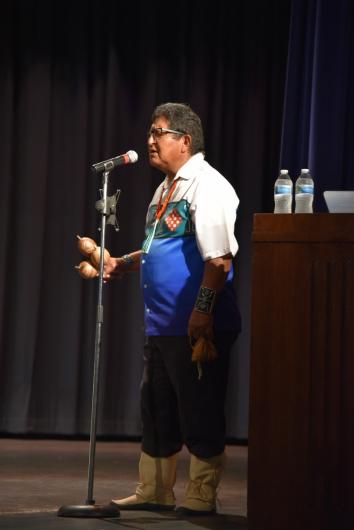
[181,134,192,153]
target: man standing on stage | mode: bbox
[104,102,241,515]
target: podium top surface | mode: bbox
[252,213,354,242]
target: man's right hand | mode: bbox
[103,250,141,281]
[103,257,125,281]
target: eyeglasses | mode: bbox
[147,127,185,140]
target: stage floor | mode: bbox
[0,438,248,530]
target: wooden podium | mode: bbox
[247,214,354,530]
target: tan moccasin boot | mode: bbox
[111,451,177,511]
[176,453,225,515]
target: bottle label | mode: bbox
[275,184,292,194]
[297,184,314,194]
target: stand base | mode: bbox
[57,503,120,518]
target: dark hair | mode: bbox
[151,102,205,155]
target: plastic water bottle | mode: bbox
[274,169,293,213]
[295,169,314,213]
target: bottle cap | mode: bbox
[301,168,310,173]
[280,169,288,174]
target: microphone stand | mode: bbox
[58,168,120,518]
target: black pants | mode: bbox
[140,332,238,459]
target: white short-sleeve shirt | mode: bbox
[141,152,240,335]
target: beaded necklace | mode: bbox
[155,178,179,220]
[142,177,179,254]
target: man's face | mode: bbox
[147,117,186,176]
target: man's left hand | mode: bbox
[188,310,213,340]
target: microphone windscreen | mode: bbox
[127,150,138,163]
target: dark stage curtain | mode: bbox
[280,0,354,210]
[0,1,291,438]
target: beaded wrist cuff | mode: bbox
[121,254,134,267]
[194,286,216,314]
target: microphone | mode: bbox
[91,150,138,174]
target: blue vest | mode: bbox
[141,199,241,336]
